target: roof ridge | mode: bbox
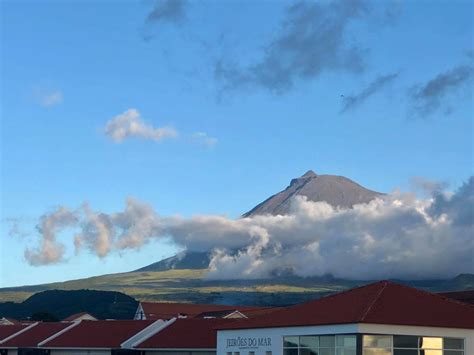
[359,280,389,321]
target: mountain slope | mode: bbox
[244,170,383,217]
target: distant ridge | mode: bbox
[134,251,210,272]
[243,170,384,217]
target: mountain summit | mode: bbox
[243,170,384,217]
[135,170,384,272]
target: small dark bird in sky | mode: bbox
[340,94,345,98]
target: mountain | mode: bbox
[243,170,384,217]
[134,251,211,272]
[138,170,384,272]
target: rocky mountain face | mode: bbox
[140,170,383,272]
[243,170,384,217]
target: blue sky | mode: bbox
[1,0,473,287]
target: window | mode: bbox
[283,334,355,355]
[265,352,273,355]
[249,352,255,355]
[363,335,465,355]
[363,335,391,355]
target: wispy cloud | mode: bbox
[21,178,474,281]
[104,108,178,143]
[191,132,218,147]
[215,0,373,94]
[34,89,63,107]
[24,207,78,266]
[143,0,188,40]
[410,64,473,117]
[340,72,398,113]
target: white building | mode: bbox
[217,280,474,355]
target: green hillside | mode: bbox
[1,269,472,307]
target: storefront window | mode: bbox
[362,335,464,355]
[283,334,356,355]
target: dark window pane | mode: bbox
[320,336,335,347]
[284,336,299,347]
[301,336,319,348]
[300,348,319,355]
[394,350,418,355]
[444,338,464,350]
[283,349,299,355]
[444,351,464,355]
[394,335,419,348]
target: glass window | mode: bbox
[320,336,335,348]
[363,349,391,355]
[444,351,464,355]
[283,349,299,355]
[444,338,464,350]
[301,335,319,348]
[300,349,319,355]
[336,335,356,348]
[394,350,418,355]
[363,335,392,349]
[265,352,272,355]
[319,349,335,355]
[249,352,255,355]
[336,349,356,355]
[284,336,300,348]
[420,351,442,355]
[420,337,442,349]
[393,335,418,348]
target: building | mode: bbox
[217,281,474,355]
[0,281,472,355]
[134,302,277,321]
[39,320,165,355]
[0,322,75,355]
[134,318,234,354]
[62,312,97,322]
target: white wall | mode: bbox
[217,323,474,355]
[217,324,358,355]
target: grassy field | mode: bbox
[0,269,352,305]
[1,269,472,306]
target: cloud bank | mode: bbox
[23,177,474,280]
[104,109,178,143]
[410,65,473,116]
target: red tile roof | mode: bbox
[42,320,155,348]
[136,318,234,349]
[1,322,72,348]
[0,324,31,341]
[218,281,474,330]
[438,290,474,304]
[140,302,272,320]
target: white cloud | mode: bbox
[22,178,474,280]
[191,132,218,147]
[104,108,178,143]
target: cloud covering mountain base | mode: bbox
[22,177,474,280]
